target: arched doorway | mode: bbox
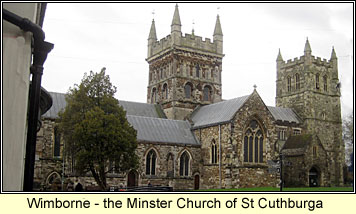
[309,167,319,187]
[194,174,200,190]
[127,170,137,187]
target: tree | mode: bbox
[58,68,138,190]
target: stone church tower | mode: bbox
[276,39,344,185]
[146,4,224,120]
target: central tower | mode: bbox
[146,4,224,120]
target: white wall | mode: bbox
[2,3,39,191]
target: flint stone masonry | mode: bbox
[34,6,344,191]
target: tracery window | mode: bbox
[323,75,327,92]
[146,149,157,175]
[162,84,168,100]
[179,151,189,176]
[203,85,212,101]
[243,120,264,163]
[196,64,200,78]
[316,73,320,89]
[211,140,218,164]
[287,76,292,92]
[184,83,193,99]
[295,73,300,90]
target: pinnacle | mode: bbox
[277,48,283,61]
[213,14,223,36]
[330,46,337,59]
[171,4,181,26]
[304,37,312,54]
[148,19,157,40]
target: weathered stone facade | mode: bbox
[276,40,344,186]
[34,5,345,191]
[146,5,223,120]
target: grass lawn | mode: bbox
[197,186,354,192]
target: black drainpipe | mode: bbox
[3,8,54,191]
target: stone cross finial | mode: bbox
[253,84,257,90]
[152,9,155,20]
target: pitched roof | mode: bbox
[191,95,250,129]
[42,92,165,119]
[126,115,199,146]
[282,134,312,150]
[267,106,301,124]
[119,100,166,118]
[42,92,67,119]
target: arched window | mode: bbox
[195,64,200,78]
[287,76,291,92]
[184,83,193,99]
[179,151,189,176]
[162,84,168,100]
[315,73,320,89]
[323,75,327,92]
[151,88,156,103]
[243,120,264,163]
[295,73,300,90]
[146,149,157,175]
[54,127,61,157]
[211,140,218,164]
[203,85,212,101]
[167,153,174,177]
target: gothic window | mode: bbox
[287,76,292,92]
[179,151,189,176]
[184,83,193,99]
[211,68,214,78]
[295,73,300,90]
[278,128,286,140]
[313,146,317,157]
[293,128,301,135]
[54,127,61,157]
[321,112,326,120]
[203,85,212,101]
[146,149,157,175]
[160,69,163,79]
[196,64,200,78]
[151,88,156,103]
[167,153,174,177]
[243,120,264,163]
[162,84,168,100]
[211,140,218,164]
[323,75,328,92]
[149,72,152,82]
[315,73,320,89]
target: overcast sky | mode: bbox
[41,2,354,118]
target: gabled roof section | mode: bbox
[191,95,250,129]
[126,115,199,146]
[283,134,312,150]
[267,106,301,124]
[43,92,166,119]
[42,92,67,119]
[119,100,166,118]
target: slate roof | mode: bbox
[267,106,301,124]
[119,100,166,118]
[42,92,67,119]
[126,115,199,146]
[190,95,250,129]
[42,92,165,119]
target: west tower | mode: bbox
[146,4,224,120]
[276,39,344,185]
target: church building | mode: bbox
[34,5,344,191]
